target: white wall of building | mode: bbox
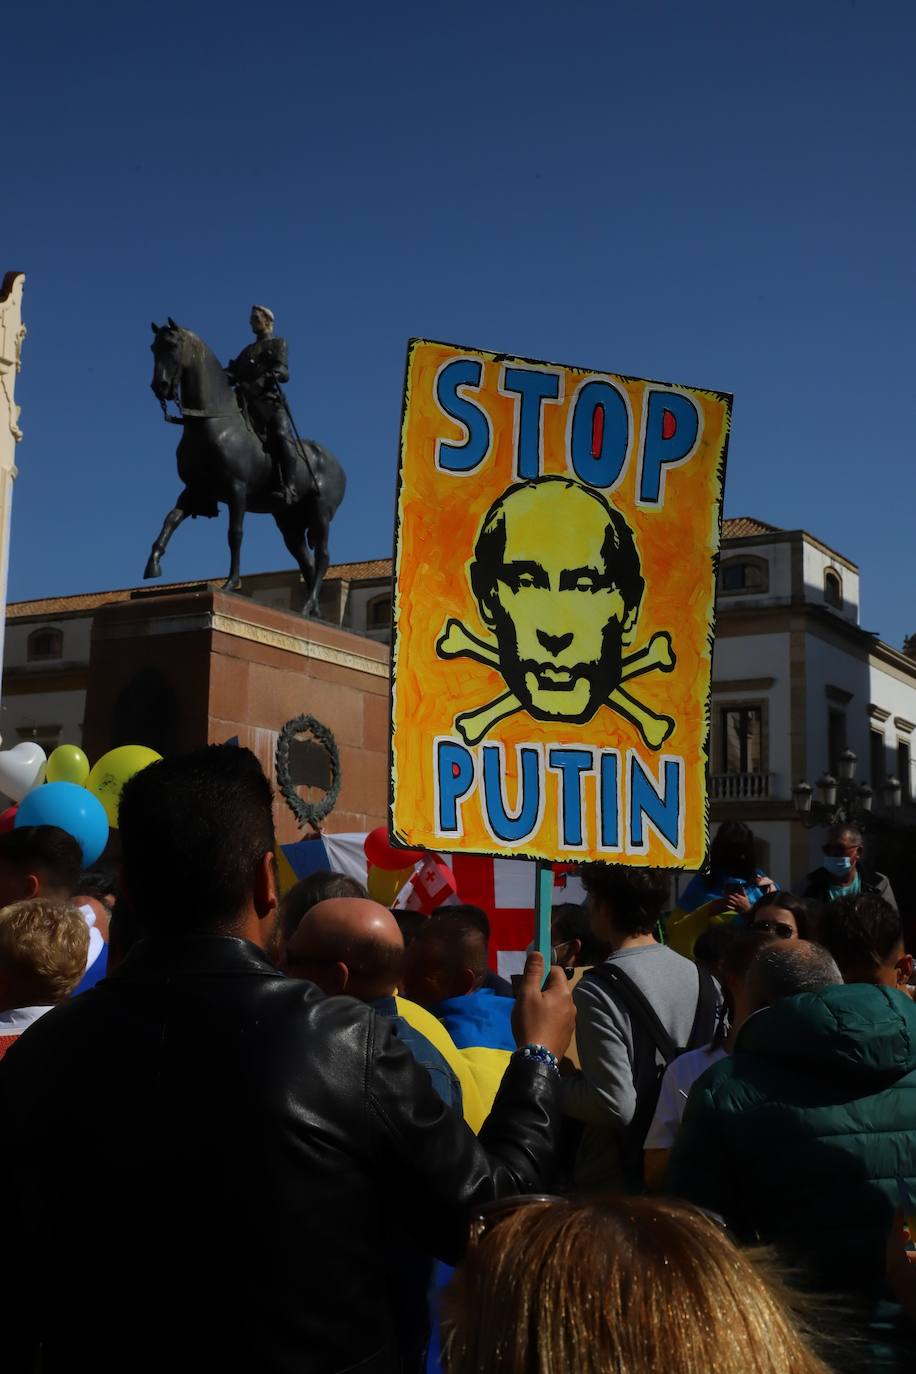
[0,687,86,749]
[711,629,792,797]
[4,614,93,667]
[345,582,392,641]
[717,536,793,608]
[804,632,872,781]
[802,540,859,624]
[868,658,916,799]
[799,632,916,870]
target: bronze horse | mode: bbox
[146,320,346,616]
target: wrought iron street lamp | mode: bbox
[793,749,899,829]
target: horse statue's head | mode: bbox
[150,318,187,405]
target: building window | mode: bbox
[366,594,392,631]
[827,708,847,776]
[27,627,63,662]
[898,740,912,801]
[721,706,762,773]
[824,569,843,609]
[720,556,768,596]
[870,730,887,787]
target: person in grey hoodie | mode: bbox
[562,865,719,1191]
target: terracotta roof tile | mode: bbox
[327,559,392,582]
[722,516,782,539]
[8,582,211,619]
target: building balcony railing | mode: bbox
[710,772,773,801]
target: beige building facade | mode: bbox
[711,517,916,884]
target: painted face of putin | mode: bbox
[469,477,644,724]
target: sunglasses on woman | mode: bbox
[752,919,794,939]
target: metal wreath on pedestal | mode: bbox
[275,714,341,831]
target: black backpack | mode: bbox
[582,961,720,1180]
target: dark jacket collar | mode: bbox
[113,934,280,980]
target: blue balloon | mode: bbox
[15,781,109,866]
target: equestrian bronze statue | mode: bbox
[146,308,346,617]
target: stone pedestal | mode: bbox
[82,589,390,843]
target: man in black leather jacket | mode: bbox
[0,745,573,1374]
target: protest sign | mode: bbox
[390,339,731,870]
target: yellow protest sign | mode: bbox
[390,339,731,869]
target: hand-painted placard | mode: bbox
[390,339,731,869]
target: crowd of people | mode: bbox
[0,751,915,1372]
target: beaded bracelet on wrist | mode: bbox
[515,1043,560,1076]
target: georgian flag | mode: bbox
[405,856,459,914]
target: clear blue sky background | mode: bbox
[6,1,915,645]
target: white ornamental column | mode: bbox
[0,272,26,745]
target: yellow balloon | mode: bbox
[86,745,162,827]
[46,744,90,786]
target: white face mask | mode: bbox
[525,938,559,964]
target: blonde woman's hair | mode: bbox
[444,1195,832,1374]
[0,899,89,1004]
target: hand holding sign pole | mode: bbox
[535,860,554,987]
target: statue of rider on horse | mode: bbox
[145,308,346,617]
[225,305,299,506]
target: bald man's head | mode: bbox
[745,939,842,1013]
[283,897,405,1001]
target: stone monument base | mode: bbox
[81,589,389,844]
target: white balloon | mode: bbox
[0,742,47,802]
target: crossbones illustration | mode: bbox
[436,619,676,749]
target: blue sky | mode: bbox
[6,1,915,646]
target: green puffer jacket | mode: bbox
[668,983,916,1294]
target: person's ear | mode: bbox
[23,872,40,900]
[254,851,279,920]
[330,962,350,996]
[459,967,478,996]
[897,953,913,987]
[555,937,581,967]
